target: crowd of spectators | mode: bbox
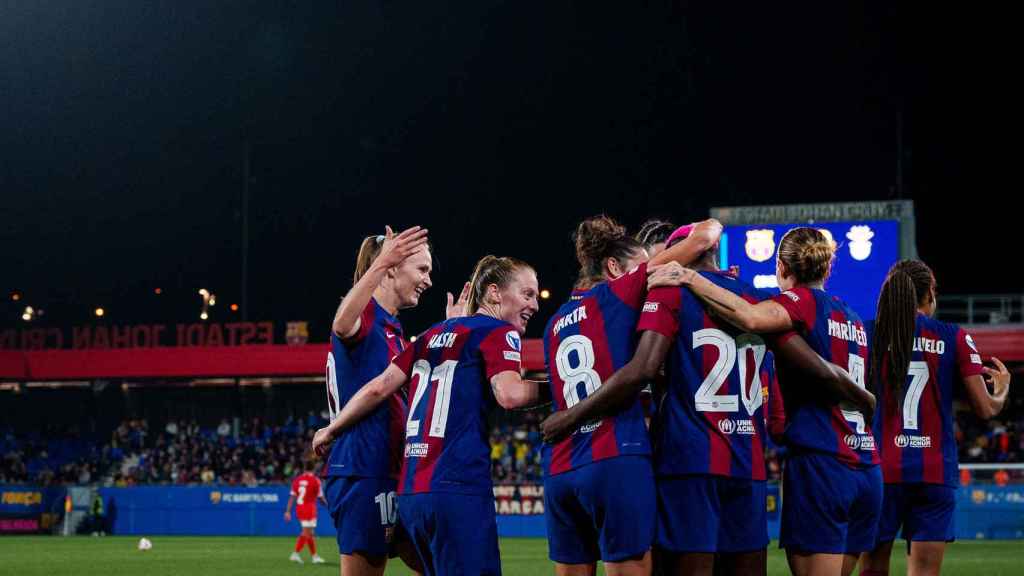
[3,403,1023,487]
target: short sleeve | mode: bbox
[770,286,816,331]
[341,300,377,346]
[608,262,649,309]
[637,286,682,339]
[955,328,985,378]
[479,327,522,380]
[392,341,419,376]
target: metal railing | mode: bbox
[937,295,1023,325]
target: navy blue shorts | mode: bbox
[780,452,883,555]
[544,455,656,564]
[877,483,956,544]
[657,475,768,553]
[325,476,397,558]
[399,492,501,576]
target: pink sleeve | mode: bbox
[636,287,682,339]
[342,300,376,346]
[608,262,649,309]
[955,328,985,378]
[479,327,522,380]
[770,287,816,331]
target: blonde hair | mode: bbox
[465,255,534,314]
[777,227,835,285]
[352,235,385,286]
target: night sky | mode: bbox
[2,2,1016,340]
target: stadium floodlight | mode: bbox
[94,307,105,318]
[540,289,551,300]
[200,311,209,320]
[11,292,20,301]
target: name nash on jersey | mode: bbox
[427,332,458,349]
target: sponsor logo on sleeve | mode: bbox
[965,334,979,353]
[503,351,521,362]
[642,302,659,313]
[505,331,521,352]
[783,290,800,302]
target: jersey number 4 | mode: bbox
[406,359,457,439]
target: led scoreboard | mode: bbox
[710,201,917,321]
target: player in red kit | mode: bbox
[285,463,328,564]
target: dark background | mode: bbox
[2,1,1016,339]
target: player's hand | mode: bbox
[727,265,741,277]
[312,427,335,459]
[377,225,429,270]
[541,411,579,444]
[647,263,697,290]
[283,511,291,522]
[446,282,471,319]
[692,218,723,241]
[646,262,690,289]
[984,356,1011,398]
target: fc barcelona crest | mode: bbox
[745,229,776,263]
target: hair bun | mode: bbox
[574,215,626,268]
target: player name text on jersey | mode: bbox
[827,318,868,346]
[551,306,587,337]
[427,332,457,349]
[912,337,946,355]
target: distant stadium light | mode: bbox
[198,288,209,296]
[230,303,239,312]
[200,311,209,320]
[209,295,216,306]
[540,289,551,300]
[154,288,162,295]
[94,307,105,318]
[11,292,20,302]
[23,306,35,321]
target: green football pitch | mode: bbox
[0,536,1020,575]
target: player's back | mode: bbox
[325,298,408,479]
[772,287,878,467]
[397,314,522,496]
[542,264,651,476]
[875,314,984,486]
[641,271,775,480]
[291,472,322,509]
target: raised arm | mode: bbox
[312,363,408,456]
[648,219,723,268]
[964,356,1010,419]
[675,270,794,333]
[491,371,550,410]
[332,226,429,338]
[541,331,672,444]
[773,334,875,422]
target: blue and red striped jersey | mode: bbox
[394,314,522,496]
[874,314,985,487]
[772,286,880,468]
[638,272,778,480]
[542,263,652,476]
[325,298,408,479]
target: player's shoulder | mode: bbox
[918,313,964,340]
